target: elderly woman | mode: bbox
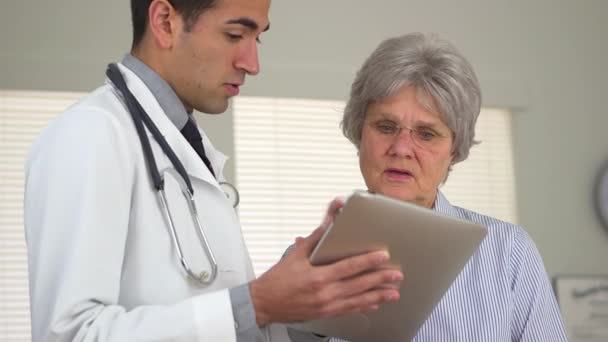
[333,33,567,341]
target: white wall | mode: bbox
[1,0,607,276]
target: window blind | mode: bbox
[233,97,364,275]
[233,97,517,276]
[0,90,84,342]
[440,108,517,224]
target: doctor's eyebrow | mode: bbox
[225,17,270,32]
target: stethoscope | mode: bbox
[106,63,239,287]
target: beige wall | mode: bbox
[2,0,607,276]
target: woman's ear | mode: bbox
[449,148,458,164]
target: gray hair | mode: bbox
[341,32,481,164]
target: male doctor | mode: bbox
[24,0,403,341]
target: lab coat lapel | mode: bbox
[114,63,222,188]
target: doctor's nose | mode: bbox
[235,41,260,76]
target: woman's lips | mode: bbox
[384,168,413,181]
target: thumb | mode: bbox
[299,226,327,256]
[297,197,345,256]
[319,197,345,230]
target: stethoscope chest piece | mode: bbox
[220,181,240,208]
[156,167,218,286]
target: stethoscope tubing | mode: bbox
[105,63,218,286]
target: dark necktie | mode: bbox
[180,118,216,178]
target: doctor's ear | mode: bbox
[148,0,182,49]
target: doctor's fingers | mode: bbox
[324,267,403,302]
[312,285,400,319]
[321,250,397,282]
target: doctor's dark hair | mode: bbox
[131,0,219,49]
[341,32,481,165]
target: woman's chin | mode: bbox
[376,189,414,202]
[371,188,431,208]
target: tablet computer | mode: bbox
[289,191,487,342]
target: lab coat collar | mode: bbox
[110,63,227,187]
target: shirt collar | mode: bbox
[432,190,461,218]
[121,54,190,130]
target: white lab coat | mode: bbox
[24,64,290,341]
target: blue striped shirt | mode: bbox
[331,191,567,342]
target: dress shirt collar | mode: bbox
[433,190,460,218]
[121,54,190,130]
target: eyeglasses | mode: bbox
[367,120,451,151]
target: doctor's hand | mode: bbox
[249,198,403,327]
